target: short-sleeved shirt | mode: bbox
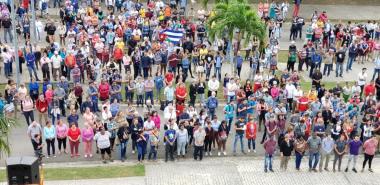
[235,121,245,135]
[349,140,362,155]
[307,136,321,154]
[335,140,347,153]
[165,129,176,143]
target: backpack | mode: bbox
[208,98,217,109]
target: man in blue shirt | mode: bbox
[235,53,244,77]
[214,52,223,80]
[206,92,218,118]
[309,51,322,78]
[164,122,176,162]
[25,48,40,81]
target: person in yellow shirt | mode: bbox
[199,45,208,60]
[115,38,125,50]
[307,88,318,102]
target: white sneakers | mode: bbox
[209,152,212,156]
[248,149,251,153]
[223,151,227,156]
[253,150,257,153]
[218,152,221,156]
[205,152,208,156]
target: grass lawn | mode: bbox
[0,165,145,182]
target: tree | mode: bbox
[0,116,17,158]
[206,0,266,74]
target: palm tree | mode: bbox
[207,0,266,74]
[0,116,17,159]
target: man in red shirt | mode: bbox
[168,52,178,75]
[364,80,376,97]
[164,70,174,85]
[297,92,309,113]
[113,47,124,72]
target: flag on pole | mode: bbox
[161,29,184,43]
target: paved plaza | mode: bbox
[1,157,378,185]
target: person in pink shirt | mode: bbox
[83,107,95,128]
[45,84,54,116]
[82,124,94,158]
[150,111,161,130]
[362,135,379,172]
[56,120,68,154]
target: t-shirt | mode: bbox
[307,136,321,154]
[68,128,81,141]
[94,132,111,149]
[165,129,176,143]
[335,140,347,153]
[235,121,245,135]
[349,140,362,155]
[264,139,277,155]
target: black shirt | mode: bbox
[280,140,294,156]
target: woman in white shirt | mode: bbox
[226,79,238,102]
[40,51,51,79]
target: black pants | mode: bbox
[57,137,67,151]
[42,64,50,80]
[287,62,295,72]
[110,137,115,150]
[189,95,196,107]
[165,144,175,161]
[194,145,204,160]
[204,138,212,152]
[132,138,137,151]
[46,138,55,156]
[298,58,306,71]
[76,96,82,111]
[59,99,66,116]
[23,111,35,126]
[363,153,374,169]
[237,67,242,77]
[290,30,297,40]
[287,98,293,112]
[261,125,267,144]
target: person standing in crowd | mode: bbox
[280,134,293,171]
[333,135,347,172]
[82,124,94,158]
[56,120,68,154]
[67,123,81,158]
[319,133,334,172]
[345,135,362,173]
[263,135,276,172]
[43,121,56,158]
[233,117,246,156]
[94,127,113,163]
[194,123,206,161]
[246,116,257,153]
[117,122,130,162]
[362,135,379,172]
[164,123,176,162]
[177,124,188,158]
[307,132,321,172]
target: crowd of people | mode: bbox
[0,0,379,173]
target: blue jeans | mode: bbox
[208,108,215,119]
[346,57,355,71]
[264,154,273,170]
[295,151,303,169]
[372,69,380,81]
[335,63,343,77]
[309,152,320,169]
[233,134,244,153]
[137,143,146,161]
[228,95,235,103]
[137,95,144,106]
[92,98,99,112]
[323,64,332,76]
[214,67,222,80]
[148,145,157,160]
[28,66,39,80]
[145,91,154,105]
[4,62,11,77]
[120,140,128,160]
[247,138,255,150]
[3,27,13,43]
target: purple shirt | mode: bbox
[264,139,277,155]
[349,140,362,155]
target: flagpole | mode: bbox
[11,0,20,87]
